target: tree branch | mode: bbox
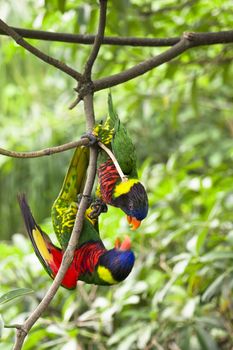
[0,27,232,47]
[0,139,89,158]
[71,0,108,109]
[84,0,107,78]
[0,19,82,81]
[93,31,233,91]
[0,25,178,47]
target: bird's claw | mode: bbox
[77,193,93,206]
[81,132,98,146]
[89,199,108,219]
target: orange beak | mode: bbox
[114,236,131,251]
[114,237,121,249]
[127,215,141,230]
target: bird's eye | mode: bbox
[128,201,134,210]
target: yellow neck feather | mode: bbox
[97,265,117,284]
[113,179,139,198]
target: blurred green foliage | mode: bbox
[0,0,233,349]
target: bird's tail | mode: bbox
[18,193,61,278]
[18,194,77,289]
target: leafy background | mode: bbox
[0,0,233,349]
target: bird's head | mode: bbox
[97,236,135,284]
[112,179,148,230]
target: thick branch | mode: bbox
[0,26,179,46]
[0,19,81,81]
[93,31,233,91]
[0,139,89,158]
[84,0,107,78]
[0,27,232,47]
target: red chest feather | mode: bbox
[98,159,120,203]
[74,242,106,276]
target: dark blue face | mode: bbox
[113,182,149,220]
[99,249,135,282]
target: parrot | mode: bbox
[91,93,148,230]
[18,146,135,289]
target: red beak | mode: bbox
[127,215,141,230]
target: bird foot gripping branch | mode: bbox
[89,198,108,219]
[81,132,99,147]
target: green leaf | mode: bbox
[0,288,34,306]
[200,251,233,262]
[195,325,220,350]
[196,229,208,254]
[201,273,226,302]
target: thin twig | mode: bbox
[69,95,82,110]
[0,139,89,158]
[0,19,82,81]
[98,141,127,181]
[84,0,107,78]
[4,324,22,329]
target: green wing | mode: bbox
[51,146,99,249]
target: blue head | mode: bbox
[97,237,135,284]
[113,181,148,229]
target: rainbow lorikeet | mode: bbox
[92,94,148,230]
[18,147,134,289]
